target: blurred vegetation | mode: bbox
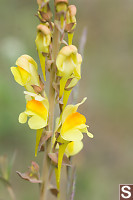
[0,0,133,199]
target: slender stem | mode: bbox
[40,6,60,200]
[66,165,76,200]
[66,158,72,200]
[7,186,16,200]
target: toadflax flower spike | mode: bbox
[56,45,82,101]
[11,55,40,92]
[19,91,49,130]
[35,24,51,81]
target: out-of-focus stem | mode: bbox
[40,4,60,200]
[66,157,72,200]
[66,165,76,200]
[7,186,16,200]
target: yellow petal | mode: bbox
[24,91,45,101]
[62,105,77,124]
[56,54,65,73]
[62,97,87,123]
[87,131,93,138]
[59,45,77,57]
[35,128,43,157]
[29,64,40,86]
[73,66,81,79]
[16,55,38,72]
[38,52,46,81]
[28,115,47,129]
[61,128,83,141]
[11,67,23,86]
[62,56,76,76]
[75,124,87,130]
[65,141,83,157]
[18,66,30,85]
[81,126,93,138]
[19,112,27,123]
[61,112,86,133]
[35,32,49,53]
[26,99,48,119]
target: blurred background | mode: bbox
[0,0,133,199]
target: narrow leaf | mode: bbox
[38,52,46,81]
[35,128,43,157]
[56,143,68,190]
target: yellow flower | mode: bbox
[11,55,40,92]
[35,24,51,81]
[19,92,49,130]
[59,97,93,141]
[56,45,82,100]
[55,98,93,190]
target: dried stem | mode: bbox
[40,5,60,200]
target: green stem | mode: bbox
[40,7,60,200]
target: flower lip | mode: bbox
[26,99,47,119]
[65,141,83,157]
[61,112,86,133]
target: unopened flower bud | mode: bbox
[67,5,76,24]
[35,24,51,81]
[66,5,77,45]
[56,45,82,99]
[55,0,68,29]
[55,0,68,12]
